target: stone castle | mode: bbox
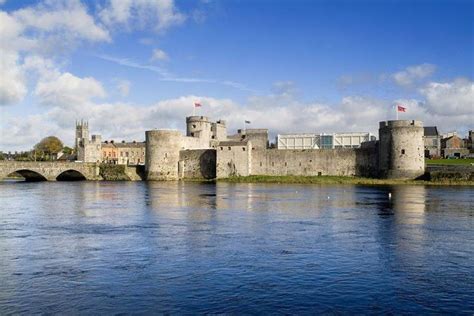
[76,116,425,180]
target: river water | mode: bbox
[0,181,473,314]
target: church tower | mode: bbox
[75,120,89,153]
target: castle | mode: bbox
[75,120,146,165]
[76,116,425,180]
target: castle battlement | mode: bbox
[77,117,426,181]
[379,120,423,128]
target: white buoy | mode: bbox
[388,192,392,199]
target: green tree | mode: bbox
[62,146,73,155]
[34,136,63,160]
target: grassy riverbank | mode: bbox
[426,158,474,165]
[218,175,474,186]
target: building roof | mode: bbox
[115,142,145,148]
[102,141,145,148]
[424,126,439,136]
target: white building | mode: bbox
[276,132,376,150]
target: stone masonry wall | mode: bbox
[216,142,252,178]
[179,149,216,179]
[249,147,378,177]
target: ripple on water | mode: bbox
[0,182,473,314]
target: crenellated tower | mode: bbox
[378,120,425,179]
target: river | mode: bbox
[0,181,473,314]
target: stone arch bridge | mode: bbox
[0,161,101,181]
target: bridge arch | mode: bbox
[9,169,48,181]
[56,169,87,181]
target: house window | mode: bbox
[126,152,129,157]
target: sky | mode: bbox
[0,0,473,151]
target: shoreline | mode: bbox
[216,175,474,186]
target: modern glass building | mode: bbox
[276,132,376,149]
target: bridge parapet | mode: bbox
[0,161,101,181]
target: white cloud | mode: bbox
[139,37,154,45]
[0,52,27,105]
[0,1,111,107]
[35,72,106,107]
[116,79,131,97]
[392,63,436,87]
[13,0,110,44]
[2,81,473,151]
[99,0,186,33]
[151,48,169,61]
[420,79,474,116]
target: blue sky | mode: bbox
[1,0,473,150]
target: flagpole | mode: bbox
[396,105,398,120]
[193,103,195,116]
[244,120,246,133]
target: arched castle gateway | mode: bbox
[144,117,425,180]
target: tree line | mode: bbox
[0,136,73,161]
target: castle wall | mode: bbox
[145,130,182,180]
[228,129,269,149]
[179,149,216,179]
[182,135,209,150]
[186,116,212,143]
[212,121,227,141]
[216,141,252,178]
[249,147,378,177]
[379,120,424,179]
[245,129,269,149]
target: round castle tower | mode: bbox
[186,116,212,140]
[378,120,424,179]
[145,130,182,180]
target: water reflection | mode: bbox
[0,181,473,314]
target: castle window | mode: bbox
[401,149,405,155]
[272,162,274,167]
[309,159,312,163]
[242,147,246,151]
[220,147,223,150]
[228,147,231,150]
[318,172,322,176]
[299,162,301,166]
[285,162,287,166]
[191,132,195,137]
[192,124,196,128]
[165,153,168,158]
[260,162,262,167]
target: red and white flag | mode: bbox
[194,102,202,108]
[397,105,406,112]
